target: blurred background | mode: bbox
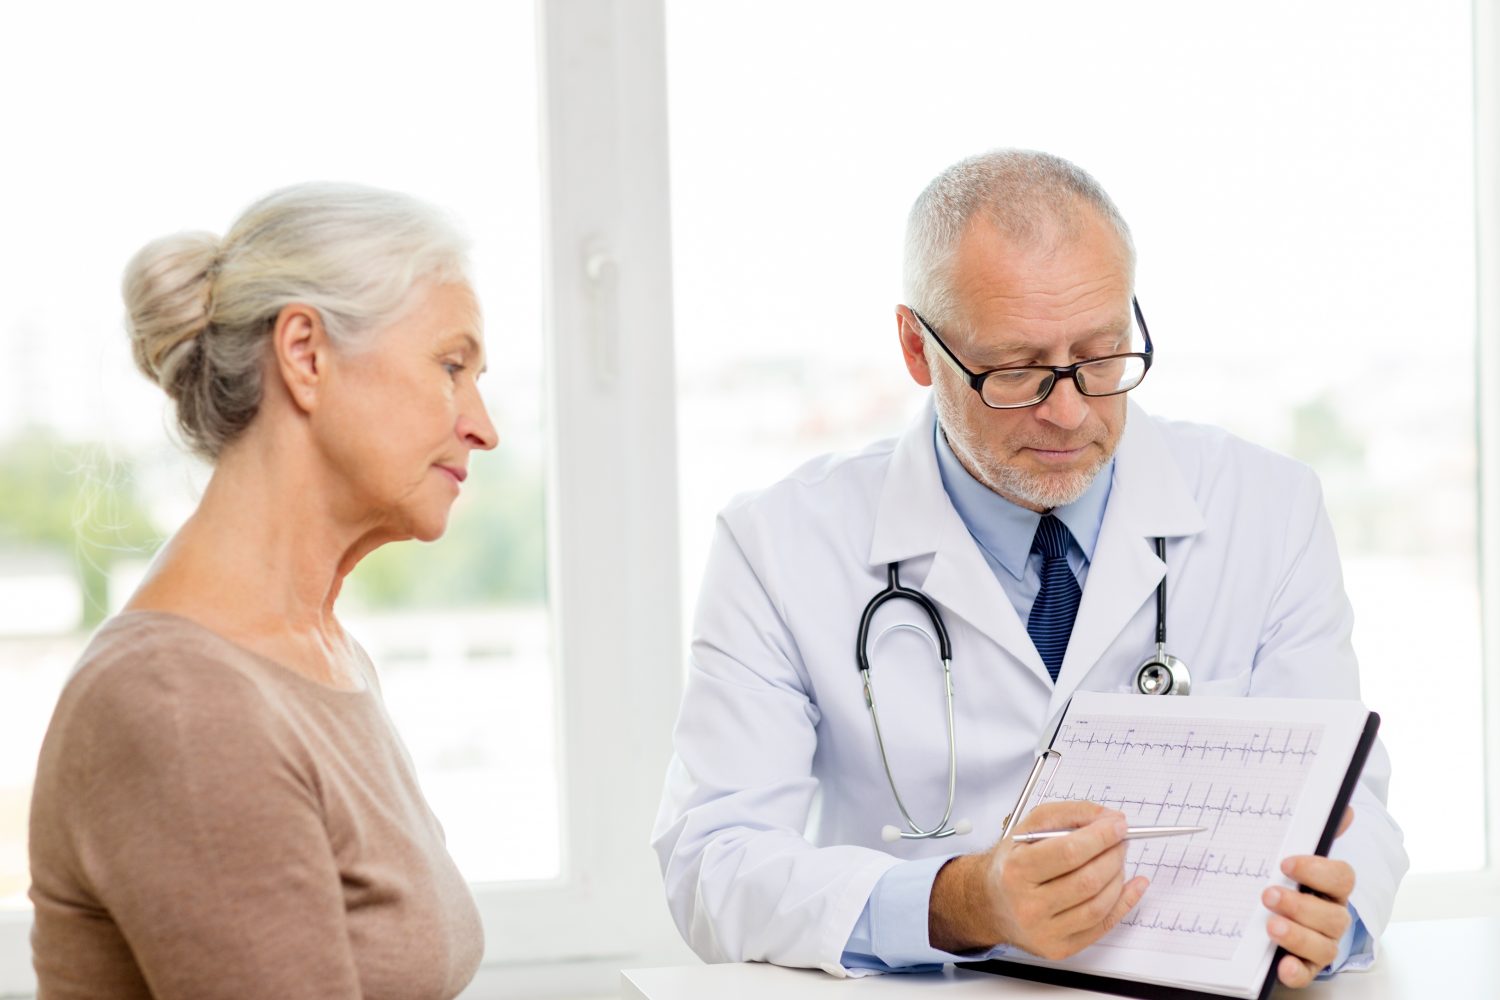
[0,1,1492,997]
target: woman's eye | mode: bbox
[443,361,466,377]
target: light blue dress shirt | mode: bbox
[840,419,1367,974]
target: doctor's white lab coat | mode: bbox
[652,400,1408,975]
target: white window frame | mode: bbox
[460,0,693,994]
[1388,0,1500,922]
[1483,0,1500,912]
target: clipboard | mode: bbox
[958,694,1382,1000]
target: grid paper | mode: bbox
[1029,714,1324,960]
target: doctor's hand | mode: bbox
[1265,807,1357,989]
[928,801,1150,960]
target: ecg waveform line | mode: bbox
[1118,909,1245,940]
[1126,846,1273,886]
[1042,779,1295,836]
[1053,726,1319,766]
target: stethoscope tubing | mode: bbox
[860,643,959,839]
[1135,536,1191,695]
[858,563,962,840]
[1155,537,1168,645]
[856,563,952,668]
[858,536,1191,842]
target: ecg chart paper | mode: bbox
[1000,692,1374,999]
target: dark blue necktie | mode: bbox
[1027,515,1082,682]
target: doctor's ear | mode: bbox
[896,306,935,388]
[271,303,331,414]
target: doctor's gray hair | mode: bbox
[122,182,470,462]
[902,149,1135,330]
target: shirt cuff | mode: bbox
[1316,905,1371,978]
[842,854,1008,972]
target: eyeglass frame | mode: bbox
[908,297,1154,410]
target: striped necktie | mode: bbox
[1027,514,1082,682]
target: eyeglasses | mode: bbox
[910,298,1154,409]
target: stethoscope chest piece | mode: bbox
[1135,644,1191,696]
[1134,537,1191,695]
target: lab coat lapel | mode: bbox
[922,517,1053,684]
[1050,404,1207,715]
[870,401,1053,685]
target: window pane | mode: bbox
[667,0,1478,872]
[0,0,555,905]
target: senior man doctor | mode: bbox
[652,149,1407,986]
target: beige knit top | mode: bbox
[28,611,484,999]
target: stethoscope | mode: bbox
[1134,537,1192,696]
[857,537,1190,842]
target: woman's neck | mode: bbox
[126,424,392,647]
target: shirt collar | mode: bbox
[933,416,1114,580]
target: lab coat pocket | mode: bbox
[1188,667,1253,697]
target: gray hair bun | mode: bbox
[122,231,239,457]
[119,183,469,462]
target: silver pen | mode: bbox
[1012,824,1207,844]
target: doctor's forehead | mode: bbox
[945,229,1133,353]
[949,288,1135,360]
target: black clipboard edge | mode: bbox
[957,957,1251,1000]
[1254,710,1380,1000]
[960,709,1382,1000]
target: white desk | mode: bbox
[622,916,1499,999]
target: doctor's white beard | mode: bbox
[983,453,1107,511]
[934,390,1118,512]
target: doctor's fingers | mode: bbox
[1279,856,1356,905]
[1276,953,1323,991]
[1003,874,1127,963]
[1057,875,1151,952]
[992,840,1125,936]
[1013,800,1121,838]
[1047,863,1126,935]
[1261,885,1351,942]
[1030,841,1132,917]
[1267,914,1340,987]
[1010,814,1129,884]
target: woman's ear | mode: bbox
[272,303,328,413]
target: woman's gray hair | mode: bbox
[902,149,1135,330]
[122,182,470,462]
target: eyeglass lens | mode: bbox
[980,355,1148,407]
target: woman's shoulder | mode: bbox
[52,611,317,747]
[32,613,336,840]
[70,610,267,693]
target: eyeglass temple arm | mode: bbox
[907,307,985,388]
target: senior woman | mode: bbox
[28,183,495,999]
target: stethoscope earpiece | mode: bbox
[882,818,971,843]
